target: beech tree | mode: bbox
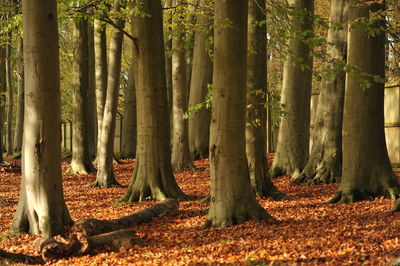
[0,47,5,162]
[91,0,124,187]
[11,0,72,237]
[94,19,108,162]
[205,0,273,227]
[269,0,314,179]
[120,59,137,159]
[171,0,194,170]
[67,17,96,175]
[121,0,186,202]
[330,0,400,204]
[293,0,348,185]
[5,32,12,155]
[246,0,284,199]
[188,0,212,160]
[13,37,24,152]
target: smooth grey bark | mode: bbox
[205,0,273,228]
[13,37,24,152]
[269,0,314,179]
[86,21,97,159]
[329,0,400,204]
[92,0,124,187]
[164,0,173,120]
[94,19,108,163]
[188,0,212,160]
[121,0,186,202]
[120,61,136,159]
[11,0,72,237]
[171,0,194,170]
[67,18,95,175]
[293,0,348,185]
[6,36,13,155]
[246,0,284,199]
[0,48,5,162]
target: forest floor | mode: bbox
[1,155,400,265]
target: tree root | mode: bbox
[88,180,124,188]
[291,160,340,186]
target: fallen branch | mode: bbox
[70,198,179,236]
[33,199,179,261]
[34,229,140,261]
[0,248,38,264]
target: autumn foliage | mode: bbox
[1,156,400,264]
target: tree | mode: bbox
[120,58,137,159]
[329,0,400,204]
[121,0,186,202]
[92,0,124,187]
[188,0,212,160]
[269,0,314,179]
[205,0,273,228]
[67,17,95,175]
[13,37,23,152]
[0,47,5,162]
[171,0,195,170]
[5,32,12,155]
[11,0,72,237]
[292,0,348,185]
[94,19,108,162]
[246,0,284,199]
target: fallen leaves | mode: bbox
[1,156,400,264]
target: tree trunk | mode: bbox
[13,37,24,153]
[94,19,108,163]
[164,0,173,126]
[6,37,13,155]
[246,0,285,199]
[329,0,400,204]
[121,0,186,202]
[11,0,73,237]
[188,0,212,160]
[86,21,97,159]
[0,48,5,162]
[205,0,273,228]
[269,0,314,179]
[92,1,124,187]
[67,18,95,175]
[120,21,137,159]
[171,0,194,170]
[293,0,347,185]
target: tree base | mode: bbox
[204,207,275,228]
[88,180,124,188]
[329,186,400,204]
[291,156,340,186]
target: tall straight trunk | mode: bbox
[246,0,284,199]
[184,0,198,92]
[86,21,97,159]
[13,37,24,152]
[5,35,13,155]
[121,0,186,202]
[164,0,173,120]
[0,48,5,162]
[293,0,347,185]
[205,0,273,228]
[171,0,194,170]
[67,18,95,174]
[269,0,314,179]
[330,0,400,204]
[11,0,72,237]
[92,0,124,187]
[188,0,212,160]
[120,58,136,159]
[94,20,108,163]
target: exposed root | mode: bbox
[269,166,284,179]
[291,159,340,186]
[204,208,276,228]
[328,190,373,204]
[88,180,124,188]
[199,195,210,203]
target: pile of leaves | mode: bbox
[1,156,400,265]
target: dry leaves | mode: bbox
[1,155,400,265]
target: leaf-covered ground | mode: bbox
[1,155,400,265]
